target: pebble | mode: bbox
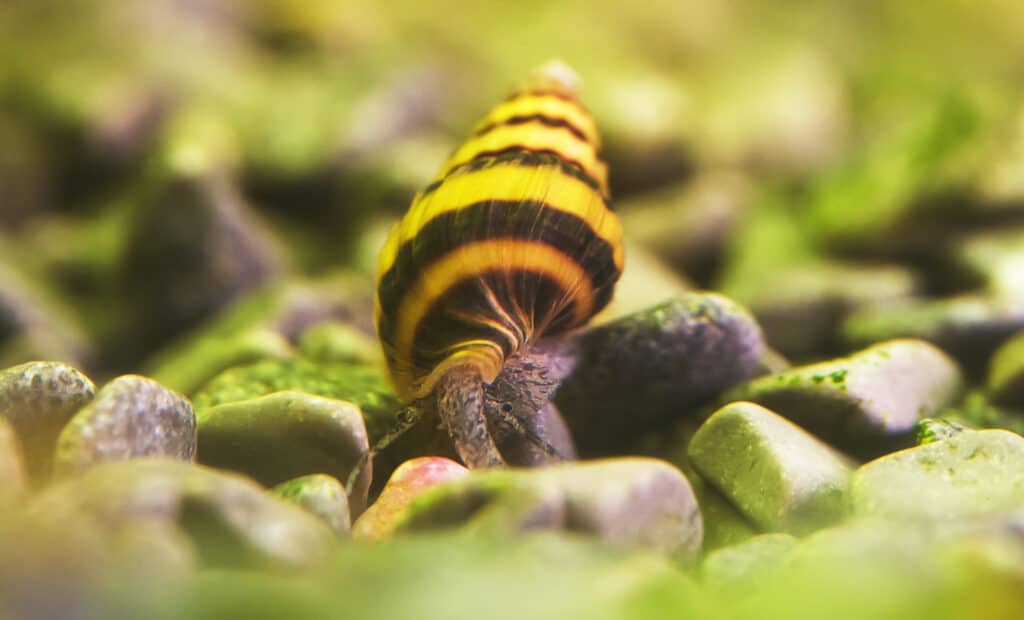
[118,168,282,359]
[850,429,1024,520]
[689,402,852,534]
[352,457,470,541]
[272,474,351,537]
[987,330,1024,407]
[956,228,1024,300]
[397,457,703,562]
[54,375,195,475]
[297,321,383,365]
[197,390,371,514]
[26,459,333,568]
[0,361,95,480]
[556,293,765,454]
[727,339,963,457]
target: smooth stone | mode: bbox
[26,459,333,568]
[398,458,703,562]
[557,293,765,454]
[352,457,470,541]
[0,361,95,480]
[956,228,1024,300]
[689,402,852,534]
[851,429,1024,520]
[272,474,351,537]
[843,295,1024,379]
[727,339,963,457]
[689,474,758,552]
[197,390,371,514]
[54,375,196,475]
[700,533,797,586]
[988,330,1024,407]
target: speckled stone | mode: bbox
[353,457,470,541]
[727,339,963,457]
[0,361,95,480]
[54,375,195,475]
[26,459,333,568]
[851,429,1024,520]
[557,293,765,454]
[397,457,703,562]
[272,474,351,537]
[689,402,852,534]
[197,390,371,513]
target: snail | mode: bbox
[375,62,623,467]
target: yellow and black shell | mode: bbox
[375,64,624,402]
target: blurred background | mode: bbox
[1,0,1024,380]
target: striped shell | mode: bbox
[375,64,623,401]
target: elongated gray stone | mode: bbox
[851,429,1024,520]
[727,339,963,456]
[55,375,195,475]
[197,390,371,514]
[0,361,94,480]
[398,458,703,562]
[689,402,853,534]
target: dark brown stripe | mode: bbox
[377,200,620,346]
[451,147,607,201]
[475,114,589,143]
[420,151,611,209]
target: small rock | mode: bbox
[851,429,1024,520]
[727,339,963,456]
[352,456,470,541]
[0,361,95,480]
[988,330,1024,407]
[118,168,282,361]
[26,459,333,568]
[843,295,1024,378]
[956,228,1024,300]
[54,375,195,475]
[197,390,371,514]
[557,293,765,454]
[272,474,351,537]
[700,533,797,587]
[688,474,758,552]
[689,402,852,534]
[915,417,967,445]
[398,458,703,562]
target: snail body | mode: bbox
[375,64,622,466]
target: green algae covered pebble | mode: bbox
[273,473,351,537]
[192,358,400,445]
[851,429,1024,520]
[297,322,383,365]
[700,533,796,587]
[55,375,196,476]
[198,391,371,514]
[689,402,852,535]
[727,339,963,456]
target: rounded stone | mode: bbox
[0,361,95,481]
[352,456,470,541]
[556,293,765,453]
[196,390,371,514]
[272,473,351,537]
[54,374,195,476]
